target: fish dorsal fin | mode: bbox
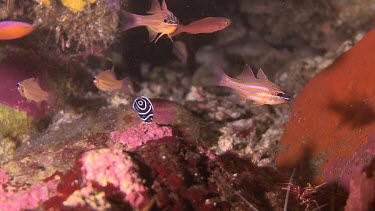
[236,64,255,81]
[33,77,41,86]
[161,0,168,11]
[148,0,161,14]
[256,68,269,80]
[108,67,117,78]
[110,66,116,74]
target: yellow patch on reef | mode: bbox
[36,0,50,7]
[60,0,96,12]
[0,105,34,162]
[0,104,33,138]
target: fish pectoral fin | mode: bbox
[234,92,247,104]
[147,28,158,42]
[236,64,256,81]
[249,101,264,107]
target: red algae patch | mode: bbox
[110,123,173,150]
[276,29,375,190]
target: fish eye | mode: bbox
[164,19,168,23]
[277,92,291,101]
[17,83,21,87]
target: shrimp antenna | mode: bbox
[284,168,296,211]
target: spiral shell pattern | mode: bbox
[132,96,154,124]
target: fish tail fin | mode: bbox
[121,11,140,32]
[46,91,55,108]
[120,77,134,94]
[207,65,230,87]
[192,65,230,87]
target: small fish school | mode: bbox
[121,0,232,43]
[12,0,290,123]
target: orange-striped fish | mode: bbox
[171,17,231,37]
[93,68,131,92]
[121,0,178,43]
[17,78,50,104]
[0,21,34,40]
[207,64,290,106]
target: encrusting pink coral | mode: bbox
[0,178,59,210]
[79,148,149,208]
[110,123,173,150]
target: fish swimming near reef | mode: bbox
[17,78,50,104]
[206,64,291,106]
[133,96,154,123]
[0,21,34,40]
[171,17,231,37]
[121,0,178,43]
[93,67,131,92]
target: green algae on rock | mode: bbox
[0,105,34,163]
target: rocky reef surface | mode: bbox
[0,0,375,210]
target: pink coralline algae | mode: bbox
[345,171,375,211]
[78,148,149,208]
[0,177,59,210]
[0,170,9,184]
[110,123,173,150]
[322,130,375,190]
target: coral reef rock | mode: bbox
[276,29,375,191]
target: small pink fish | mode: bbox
[93,68,131,92]
[206,64,290,106]
[171,17,231,37]
[0,21,34,40]
[121,0,178,43]
[17,78,50,104]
